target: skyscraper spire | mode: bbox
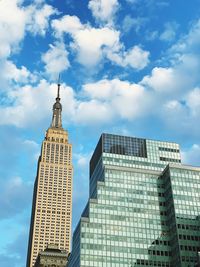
[51,80,62,128]
[57,74,61,99]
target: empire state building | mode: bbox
[26,83,73,267]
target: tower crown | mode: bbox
[51,82,62,128]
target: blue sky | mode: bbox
[1,0,200,266]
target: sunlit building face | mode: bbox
[26,84,73,267]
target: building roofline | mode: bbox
[169,163,200,171]
[101,132,180,145]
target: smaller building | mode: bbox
[34,244,68,267]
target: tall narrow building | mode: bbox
[26,83,73,267]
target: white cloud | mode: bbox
[170,19,200,55]
[42,43,70,78]
[0,77,151,127]
[182,144,200,166]
[160,21,179,42]
[82,79,149,121]
[74,27,121,67]
[186,87,200,116]
[0,0,56,87]
[2,60,35,84]
[164,100,182,111]
[136,18,200,135]
[2,18,200,130]
[0,0,56,59]
[0,80,76,127]
[52,15,150,69]
[26,3,56,36]
[88,0,119,24]
[2,18,200,129]
[0,59,37,91]
[148,19,200,136]
[122,46,150,70]
[122,15,135,33]
[167,19,200,87]
[0,0,26,58]
[52,15,121,67]
[52,15,83,37]
[74,27,120,67]
[122,15,146,33]
[75,100,113,124]
[141,61,200,98]
[141,67,177,93]
[162,88,200,137]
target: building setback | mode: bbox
[67,133,200,267]
[26,84,73,267]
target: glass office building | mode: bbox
[67,133,200,267]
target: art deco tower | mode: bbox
[26,83,73,267]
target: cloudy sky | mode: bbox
[1,0,200,266]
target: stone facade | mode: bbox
[34,244,68,267]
